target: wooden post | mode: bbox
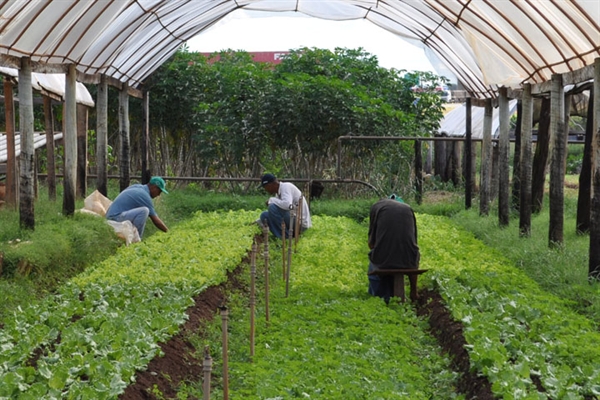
[76,103,88,198]
[285,208,295,298]
[63,64,77,216]
[498,87,510,227]
[577,87,594,234]
[465,97,472,209]
[118,82,130,191]
[250,242,256,359]
[96,75,108,196]
[294,197,302,250]
[480,99,493,216]
[519,84,533,237]
[414,139,423,205]
[532,97,552,213]
[512,100,523,211]
[281,221,286,281]
[219,306,229,400]
[141,89,151,184]
[262,224,270,322]
[589,58,600,278]
[4,77,17,208]
[202,345,212,400]
[18,57,35,229]
[549,73,566,247]
[43,96,56,201]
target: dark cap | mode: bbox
[259,173,276,188]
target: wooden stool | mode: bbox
[368,268,429,302]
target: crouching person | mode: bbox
[367,196,420,303]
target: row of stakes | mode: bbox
[201,199,304,400]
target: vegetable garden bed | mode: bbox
[3,210,600,399]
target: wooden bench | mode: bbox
[368,268,429,302]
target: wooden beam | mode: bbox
[498,87,510,227]
[63,64,77,216]
[3,77,17,208]
[549,73,566,246]
[18,57,35,229]
[590,58,600,277]
[519,84,533,237]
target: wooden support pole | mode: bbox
[219,306,229,400]
[465,97,472,209]
[576,87,594,234]
[18,57,35,229]
[250,242,256,359]
[43,95,56,201]
[589,58,600,278]
[76,103,88,198]
[118,82,130,191]
[549,73,566,247]
[285,208,295,298]
[3,77,17,208]
[96,75,108,196]
[141,89,151,184]
[63,64,77,216]
[202,345,212,400]
[519,83,533,237]
[262,224,270,322]
[281,221,286,281]
[480,99,493,216]
[414,139,423,205]
[498,87,510,226]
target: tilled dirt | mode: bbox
[120,264,496,400]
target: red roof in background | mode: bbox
[200,51,289,64]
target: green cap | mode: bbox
[149,176,169,194]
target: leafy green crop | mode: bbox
[0,210,256,399]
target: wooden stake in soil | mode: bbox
[202,345,212,400]
[262,224,270,322]
[294,198,302,250]
[281,221,286,281]
[285,208,296,298]
[250,242,256,359]
[219,306,229,400]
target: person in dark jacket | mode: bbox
[367,197,420,303]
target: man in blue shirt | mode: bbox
[106,176,169,240]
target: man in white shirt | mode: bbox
[258,173,312,238]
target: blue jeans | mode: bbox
[260,203,291,239]
[367,262,394,304]
[108,207,149,238]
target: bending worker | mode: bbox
[367,196,420,303]
[258,173,312,238]
[106,176,169,240]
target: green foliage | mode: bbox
[140,46,447,195]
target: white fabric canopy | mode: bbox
[0,1,598,98]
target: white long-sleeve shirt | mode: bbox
[267,182,312,229]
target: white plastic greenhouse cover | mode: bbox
[0,1,598,99]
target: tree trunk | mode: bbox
[414,140,422,205]
[63,65,77,216]
[18,57,35,229]
[96,75,108,196]
[519,84,533,237]
[76,104,88,198]
[464,98,472,209]
[119,83,130,191]
[548,74,567,247]
[498,87,510,227]
[480,99,493,216]
[532,97,551,213]
[4,77,18,209]
[576,88,593,234]
[512,100,523,211]
[589,59,600,278]
[43,96,56,201]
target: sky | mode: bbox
[185,10,452,77]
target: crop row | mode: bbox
[418,214,600,398]
[0,210,256,399]
[202,215,458,399]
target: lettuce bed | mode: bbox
[0,211,256,399]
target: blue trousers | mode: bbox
[367,262,394,304]
[108,206,149,238]
[260,203,291,239]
